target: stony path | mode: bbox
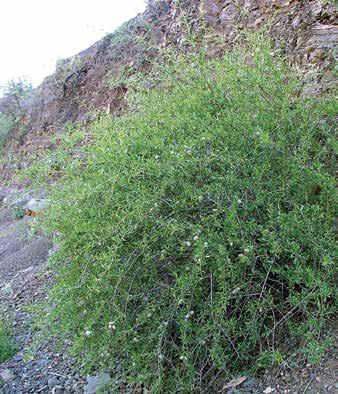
[0,189,87,393]
[0,262,87,393]
[0,215,52,287]
[0,188,336,393]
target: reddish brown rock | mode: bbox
[1,0,337,183]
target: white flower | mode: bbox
[263,387,275,394]
[185,241,191,247]
[85,330,93,337]
[185,311,194,319]
[237,199,242,204]
[133,337,138,343]
[108,322,116,330]
[193,235,199,241]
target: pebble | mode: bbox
[48,376,60,387]
[84,372,111,394]
[13,353,23,362]
[0,369,14,382]
[243,377,257,388]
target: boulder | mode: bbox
[24,198,50,216]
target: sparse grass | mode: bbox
[0,320,16,363]
[20,122,90,184]
[36,33,337,392]
[11,205,25,220]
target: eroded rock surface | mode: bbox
[1,0,336,182]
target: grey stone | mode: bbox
[48,376,60,387]
[243,377,258,388]
[24,198,50,214]
[0,282,13,295]
[0,369,14,382]
[13,353,23,362]
[84,372,111,394]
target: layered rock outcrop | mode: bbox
[1,0,337,181]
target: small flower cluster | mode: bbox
[185,310,194,319]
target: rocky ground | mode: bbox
[0,188,88,393]
[0,188,337,393]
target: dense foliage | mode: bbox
[40,35,336,392]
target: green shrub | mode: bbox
[11,205,26,220]
[0,320,16,363]
[39,34,337,392]
[0,78,33,150]
[0,113,14,151]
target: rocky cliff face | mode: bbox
[1,0,337,181]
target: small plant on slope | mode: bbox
[0,78,33,150]
[0,320,16,364]
[37,33,337,392]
